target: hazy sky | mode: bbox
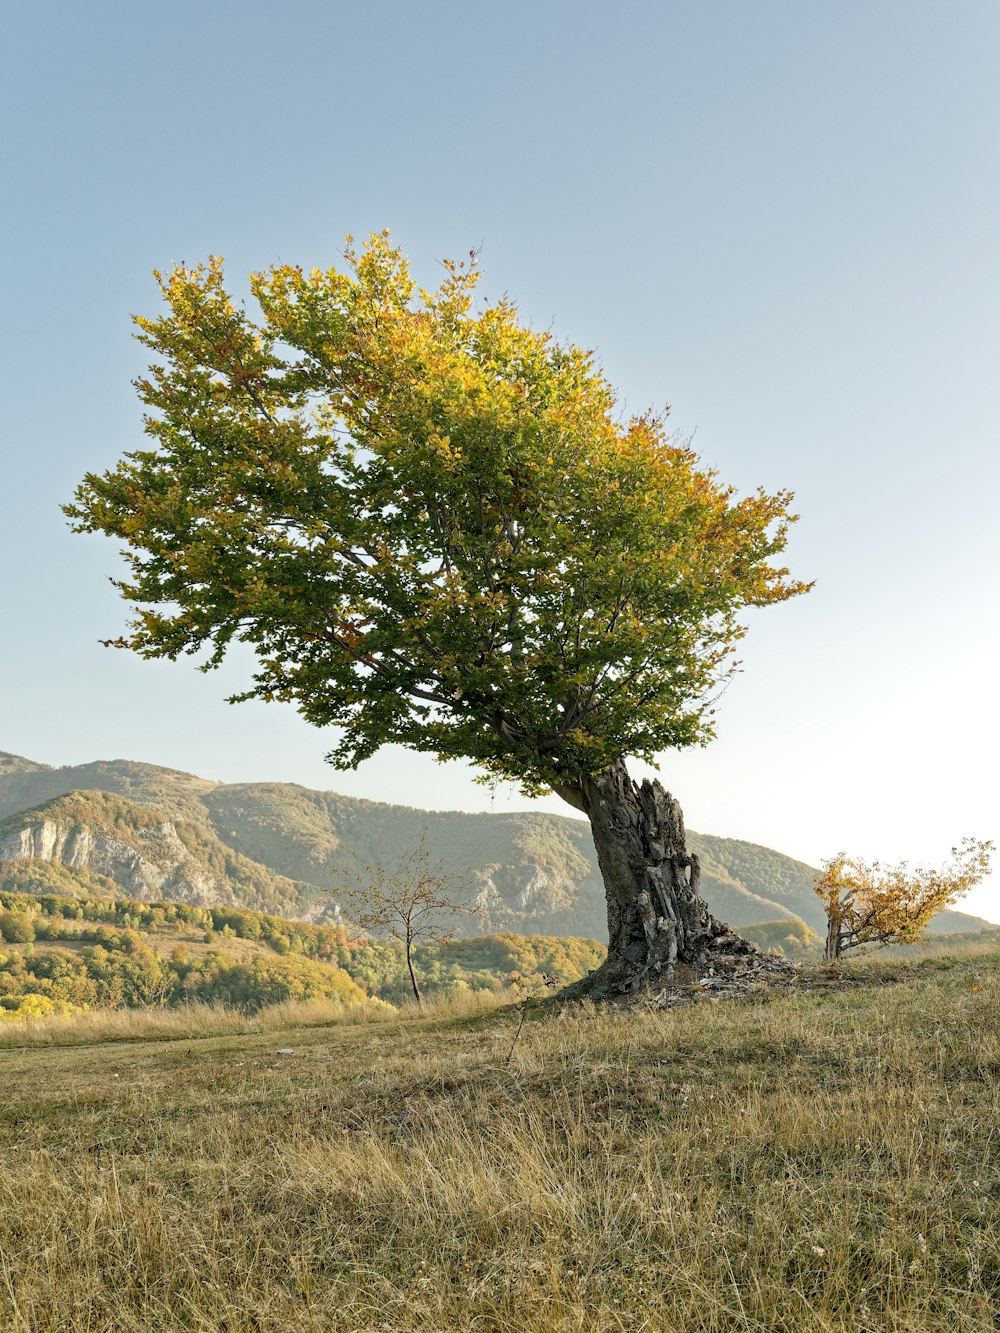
[2,1,998,917]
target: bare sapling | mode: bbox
[341,833,481,1005]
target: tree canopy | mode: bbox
[67,232,809,796]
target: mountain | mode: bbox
[0,750,991,942]
[0,754,217,825]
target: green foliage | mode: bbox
[422,932,606,996]
[738,918,822,959]
[67,232,808,797]
[0,859,119,899]
[0,886,368,1016]
[0,909,35,942]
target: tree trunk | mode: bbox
[556,757,756,1000]
[405,939,423,1006]
[824,911,842,961]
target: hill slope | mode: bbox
[0,751,53,778]
[0,751,991,939]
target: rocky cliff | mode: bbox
[0,790,306,914]
[0,815,237,908]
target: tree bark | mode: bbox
[405,938,423,1006]
[556,757,756,1000]
[824,911,842,961]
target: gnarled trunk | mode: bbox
[557,757,754,999]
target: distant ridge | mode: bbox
[0,751,53,777]
[0,748,992,941]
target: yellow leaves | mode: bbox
[426,431,463,472]
[816,839,993,958]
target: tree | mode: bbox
[0,910,35,944]
[66,232,810,997]
[815,838,993,961]
[340,834,479,1005]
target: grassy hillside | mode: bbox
[2,946,997,1331]
[0,871,604,1017]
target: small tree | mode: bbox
[815,838,993,961]
[341,835,480,1005]
[0,910,35,944]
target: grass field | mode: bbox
[1,949,998,1332]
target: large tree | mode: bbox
[67,233,810,997]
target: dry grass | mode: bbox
[0,988,512,1051]
[0,999,381,1049]
[1,951,998,1331]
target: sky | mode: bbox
[1,0,998,917]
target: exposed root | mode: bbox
[558,929,799,1006]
